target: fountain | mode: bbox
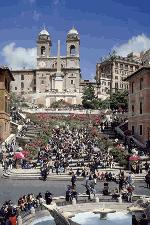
[127,206,145,213]
[93,208,116,220]
[30,216,55,225]
[71,211,132,225]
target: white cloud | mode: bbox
[1,43,36,70]
[114,34,150,56]
[33,10,40,21]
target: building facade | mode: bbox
[125,67,150,147]
[10,27,83,107]
[142,49,150,66]
[0,67,14,141]
[96,53,141,100]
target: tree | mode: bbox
[51,99,71,109]
[82,84,99,109]
[110,90,128,110]
[10,93,27,109]
[100,98,110,109]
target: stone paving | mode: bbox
[0,168,149,205]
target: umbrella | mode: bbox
[14,152,25,159]
[21,150,30,157]
[129,155,140,161]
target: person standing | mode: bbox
[145,171,150,189]
[144,161,149,172]
[132,215,139,225]
[71,172,77,187]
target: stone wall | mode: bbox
[50,209,71,225]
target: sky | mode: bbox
[1,0,150,79]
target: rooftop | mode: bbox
[124,66,150,81]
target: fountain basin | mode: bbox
[71,211,132,225]
[93,208,116,220]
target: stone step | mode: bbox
[26,129,42,132]
[24,133,38,137]
[2,173,84,181]
[26,129,41,132]
[27,127,42,131]
[3,169,146,181]
[9,171,146,177]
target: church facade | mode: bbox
[10,27,85,107]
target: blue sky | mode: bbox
[1,0,150,79]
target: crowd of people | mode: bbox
[36,125,117,180]
[0,191,52,225]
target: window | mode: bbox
[71,80,74,84]
[120,64,123,69]
[41,80,44,85]
[140,78,143,90]
[21,82,24,89]
[115,62,118,67]
[5,78,10,92]
[135,66,139,70]
[120,83,123,88]
[21,74,24,80]
[70,45,76,55]
[33,87,36,92]
[130,66,133,71]
[115,82,118,89]
[41,46,46,56]
[115,76,118,80]
[132,105,134,115]
[34,79,36,85]
[115,70,118,74]
[139,125,143,135]
[125,65,128,70]
[108,82,110,86]
[5,96,7,113]
[15,87,17,90]
[132,126,134,135]
[131,82,134,93]
[140,101,143,114]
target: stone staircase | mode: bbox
[103,126,116,139]
[24,125,43,140]
[2,167,147,182]
[16,124,43,144]
[2,169,84,181]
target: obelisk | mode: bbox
[54,40,63,92]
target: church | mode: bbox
[10,27,91,107]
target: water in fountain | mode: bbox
[71,211,132,225]
[30,216,55,225]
